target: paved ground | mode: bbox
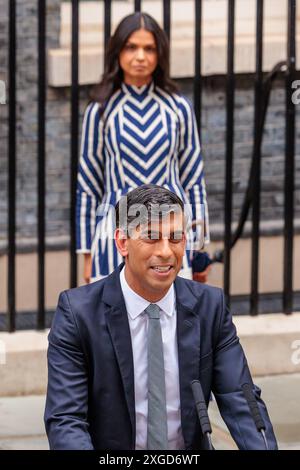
[0,374,299,450]
[209,373,300,450]
[210,373,300,449]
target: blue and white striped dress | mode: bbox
[76,82,209,281]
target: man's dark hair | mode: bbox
[115,184,184,235]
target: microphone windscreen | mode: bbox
[242,383,266,431]
[191,380,212,434]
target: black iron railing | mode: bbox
[4,0,298,331]
[8,0,16,332]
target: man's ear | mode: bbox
[115,228,129,257]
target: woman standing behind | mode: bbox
[76,12,209,283]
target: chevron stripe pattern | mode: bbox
[76,82,209,279]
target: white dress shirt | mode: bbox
[120,267,185,450]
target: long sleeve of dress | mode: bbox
[177,96,210,248]
[76,102,105,253]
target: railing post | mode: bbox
[163,0,171,40]
[283,0,296,314]
[134,0,142,12]
[224,0,235,306]
[194,0,202,133]
[70,0,79,288]
[37,0,46,329]
[250,0,264,315]
[104,0,111,53]
[8,0,16,332]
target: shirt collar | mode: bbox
[120,266,175,320]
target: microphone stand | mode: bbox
[191,380,214,450]
[242,383,269,450]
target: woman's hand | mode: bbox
[83,253,92,284]
[192,264,212,283]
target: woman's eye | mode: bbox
[125,44,136,51]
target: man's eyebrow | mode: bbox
[140,230,184,239]
[141,229,160,235]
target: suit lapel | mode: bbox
[175,277,201,449]
[103,265,136,445]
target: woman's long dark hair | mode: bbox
[90,12,179,108]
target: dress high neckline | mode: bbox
[121,81,154,97]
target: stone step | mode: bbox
[234,313,300,376]
[0,313,300,397]
[1,374,300,450]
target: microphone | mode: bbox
[191,380,214,450]
[241,383,269,450]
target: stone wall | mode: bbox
[0,0,300,251]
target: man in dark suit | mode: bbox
[44,184,277,450]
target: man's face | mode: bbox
[115,212,186,302]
